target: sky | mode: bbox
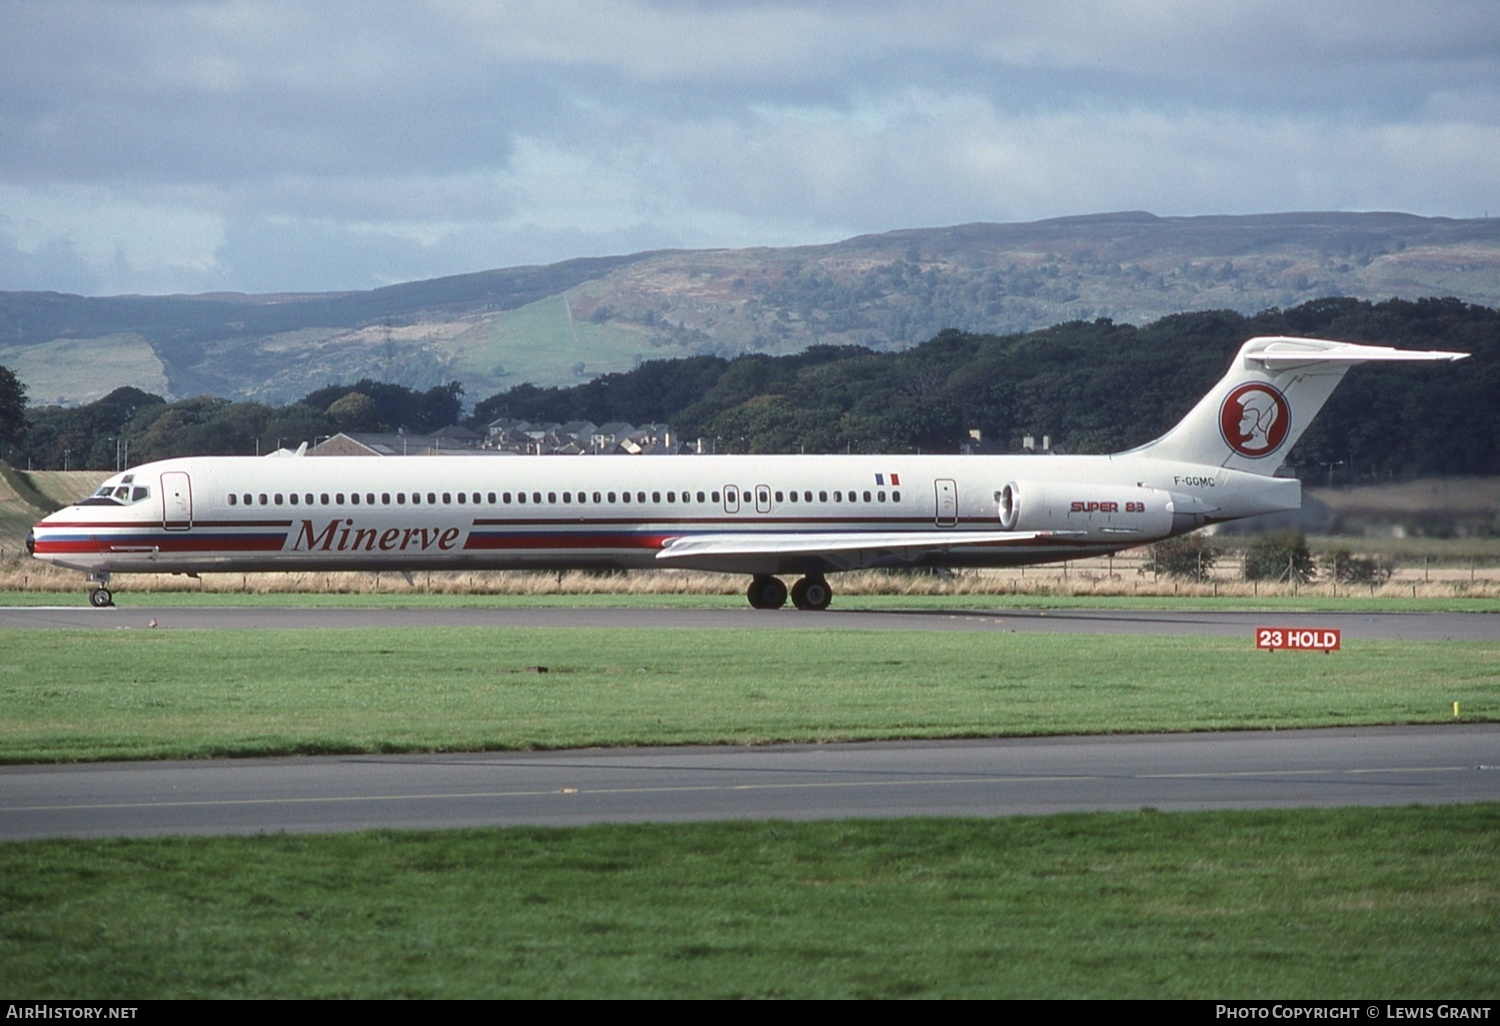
[3,0,1498,297]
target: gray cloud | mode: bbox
[2,0,1497,295]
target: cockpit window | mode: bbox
[82,482,150,506]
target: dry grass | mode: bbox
[5,552,1499,599]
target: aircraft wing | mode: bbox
[655,529,1079,573]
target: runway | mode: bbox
[1,603,1497,640]
[3,726,1496,841]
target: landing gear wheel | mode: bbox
[746,575,788,610]
[790,576,832,611]
[89,588,114,608]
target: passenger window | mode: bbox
[337,493,346,504]
[804,491,812,502]
[863,491,871,502]
[366,493,375,505]
[382,493,391,505]
[274,494,283,505]
[457,492,466,504]
[243,493,253,506]
[819,491,827,502]
[228,494,237,506]
[428,493,437,505]
[548,492,556,504]
[621,491,630,503]
[397,493,406,504]
[503,492,511,503]
[593,492,602,503]
[877,491,886,502]
[834,491,842,502]
[517,492,526,504]
[411,493,420,505]
[563,492,571,503]
[892,490,901,502]
[260,494,270,505]
[321,494,329,505]
[443,493,452,504]
[637,492,646,503]
[488,492,496,504]
[666,492,675,503]
[652,491,661,503]
[533,492,542,504]
[697,491,706,503]
[289,493,298,505]
[711,491,719,502]
[608,492,617,503]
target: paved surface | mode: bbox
[3,726,1496,840]
[1,604,1497,639]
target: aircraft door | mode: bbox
[722,485,740,514]
[161,471,193,531]
[755,485,772,514]
[934,478,958,528]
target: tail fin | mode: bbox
[1125,336,1468,475]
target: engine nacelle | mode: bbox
[996,480,1179,541]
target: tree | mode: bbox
[0,364,26,448]
[1322,545,1393,585]
[1243,530,1317,583]
[1144,532,1220,581]
[327,392,381,432]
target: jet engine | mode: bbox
[996,480,1182,541]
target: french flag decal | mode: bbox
[875,472,901,486]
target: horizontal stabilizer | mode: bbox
[1245,337,1469,366]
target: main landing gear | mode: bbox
[746,574,832,611]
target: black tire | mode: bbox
[791,576,832,611]
[89,588,114,608]
[746,575,788,609]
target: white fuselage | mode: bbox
[30,450,1298,577]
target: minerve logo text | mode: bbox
[290,519,462,553]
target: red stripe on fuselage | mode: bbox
[463,532,669,551]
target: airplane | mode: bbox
[27,335,1467,610]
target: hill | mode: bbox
[3,211,1499,405]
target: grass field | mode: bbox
[2,806,1495,998]
[1,628,1493,763]
[0,333,170,406]
[2,612,1495,998]
[438,293,656,395]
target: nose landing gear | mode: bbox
[87,572,114,608]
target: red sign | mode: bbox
[1256,627,1341,652]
